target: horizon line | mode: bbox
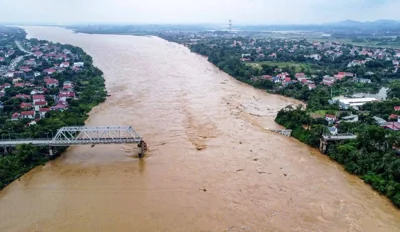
[2,19,400,27]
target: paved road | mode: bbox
[15,40,33,55]
[8,55,24,71]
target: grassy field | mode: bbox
[247,61,322,73]
[310,110,339,119]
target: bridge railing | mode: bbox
[322,133,357,141]
[0,138,52,142]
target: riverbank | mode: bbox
[1,26,400,232]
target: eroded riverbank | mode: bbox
[0,26,399,232]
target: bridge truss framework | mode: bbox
[0,126,146,157]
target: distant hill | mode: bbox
[329,19,400,28]
[235,19,400,35]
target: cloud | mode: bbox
[0,0,398,25]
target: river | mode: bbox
[0,26,399,232]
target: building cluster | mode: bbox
[0,36,86,126]
[325,105,400,136]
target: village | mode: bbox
[0,29,86,127]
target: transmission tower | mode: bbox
[229,19,232,32]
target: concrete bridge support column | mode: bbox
[319,139,328,154]
[137,140,147,158]
[49,147,54,157]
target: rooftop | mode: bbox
[338,98,378,104]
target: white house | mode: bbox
[325,114,337,123]
[32,95,45,103]
[341,115,359,123]
[358,78,371,84]
[34,101,47,111]
[4,72,14,78]
[73,62,84,68]
[327,126,338,135]
[60,62,70,68]
[338,97,378,110]
[39,108,50,118]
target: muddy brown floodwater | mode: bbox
[0,26,399,232]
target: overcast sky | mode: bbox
[0,0,399,25]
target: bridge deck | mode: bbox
[322,134,357,141]
[267,129,292,137]
[0,126,142,147]
[0,138,142,147]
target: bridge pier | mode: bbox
[319,139,328,154]
[49,147,54,157]
[137,140,147,158]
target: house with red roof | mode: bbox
[382,122,400,131]
[2,83,11,89]
[308,84,317,90]
[43,68,56,75]
[322,76,335,86]
[13,94,30,100]
[389,114,400,122]
[51,101,68,111]
[60,62,70,68]
[39,108,50,118]
[33,51,43,58]
[334,74,345,80]
[58,91,75,101]
[20,102,32,109]
[32,94,45,103]
[14,83,25,88]
[11,112,20,121]
[34,100,48,111]
[44,78,59,88]
[394,106,400,111]
[295,73,305,79]
[335,72,355,80]
[282,77,292,86]
[21,111,35,119]
[325,114,337,123]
